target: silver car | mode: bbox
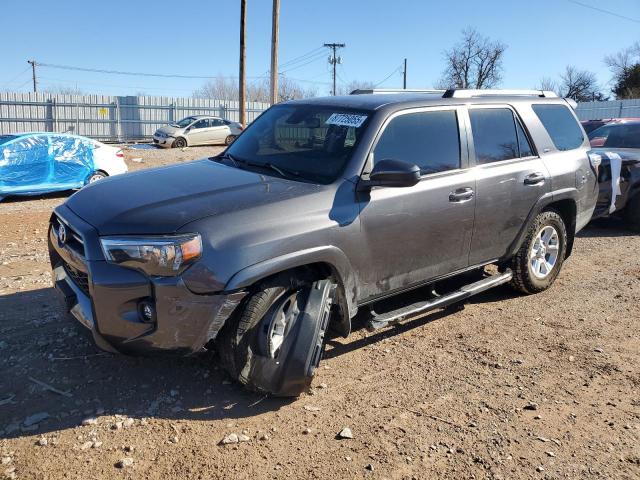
[153,115,243,148]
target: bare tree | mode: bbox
[194,75,316,102]
[537,77,558,93]
[337,80,375,95]
[193,77,239,100]
[43,84,84,95]
[604,42,640,77]
[605,42,640,99]
[438,28,506,89]
[558,66,604,102]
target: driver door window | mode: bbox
[373,110,461,175]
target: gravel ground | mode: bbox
[0,146,639,479]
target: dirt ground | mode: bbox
[0,145,639,480]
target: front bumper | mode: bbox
[152,134,174,148]
[48,205,245,355]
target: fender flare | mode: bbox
[224,246,359,334]
[505,189,579,260]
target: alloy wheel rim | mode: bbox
[530,225,560,279]
[266,292,300,358]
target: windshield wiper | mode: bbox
[212,153,240,167]
[251,161,301,179]
[211,155,300,180]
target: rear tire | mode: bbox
[215,274,333,397]
[623,195,640,232]
[510,210,568,294]
[172,137,187,148]
[224,135,236,146]
[87,171,108,184]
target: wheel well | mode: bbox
[543,199,577,258]
[250,262,351,338]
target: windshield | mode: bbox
[173,117,197,128]
[0,135,16,146]
[589,123,640,148]
[224,104,371,184]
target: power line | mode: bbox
[566,0,640,23]
[279,52,326,74]
[279,46,325,69]
[37,62,266,80]
[1,67,30,89]
[374,65,403,87]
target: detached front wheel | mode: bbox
[510,210,567,294]
[215,275,335,397]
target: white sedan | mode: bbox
[153,115,244,148]
[0,133,128,201]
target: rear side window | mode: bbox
[532,104,584,151]
[373,110,460,174]
[469,108,522,163]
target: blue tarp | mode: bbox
[0,133,95,198]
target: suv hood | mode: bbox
[65,160,324,235]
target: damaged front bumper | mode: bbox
[48,206,246,355]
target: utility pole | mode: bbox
[27,60,37,93]
[403,58,407,89]
[239,0,247,126]
[324,43,345,96]
[269,0,280,105]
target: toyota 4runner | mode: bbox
[48,89,599,396]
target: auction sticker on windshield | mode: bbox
[325,113,368,128]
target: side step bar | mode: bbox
[367,269,513,330]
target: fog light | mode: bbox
[138,300,156,324]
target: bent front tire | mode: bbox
[215,275,335,397]
[510,210,568,294]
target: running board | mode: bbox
[367,269,513,330]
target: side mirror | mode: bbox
[358,159,421,191]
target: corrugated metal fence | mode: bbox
[3,92,640,141]
[0,92,270,143]
[575,98,640,121]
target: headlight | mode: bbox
[100,234,202,276]
[156,132,166,138]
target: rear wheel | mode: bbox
[623,195,640,232]
[172,137,187,148]
[224,135,236,146]
[87,171,108,184]
[510,210,567,294]
[215,274,334,397]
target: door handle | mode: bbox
[524,172,545,185]
[449,187,474,202]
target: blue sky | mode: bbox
[2,0,639,97]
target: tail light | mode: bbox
[238,125,245,131]
[116,150,124,158]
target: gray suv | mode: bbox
[48,89,598,396]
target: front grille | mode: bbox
[52,215,85,258]
[64,262,90,297]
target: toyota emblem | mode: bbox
[58,223,67,245]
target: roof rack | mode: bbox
[442,89,558,98]
[350,88,446,95]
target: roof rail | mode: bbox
[350,88,446,95]
[442,89,558,98]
